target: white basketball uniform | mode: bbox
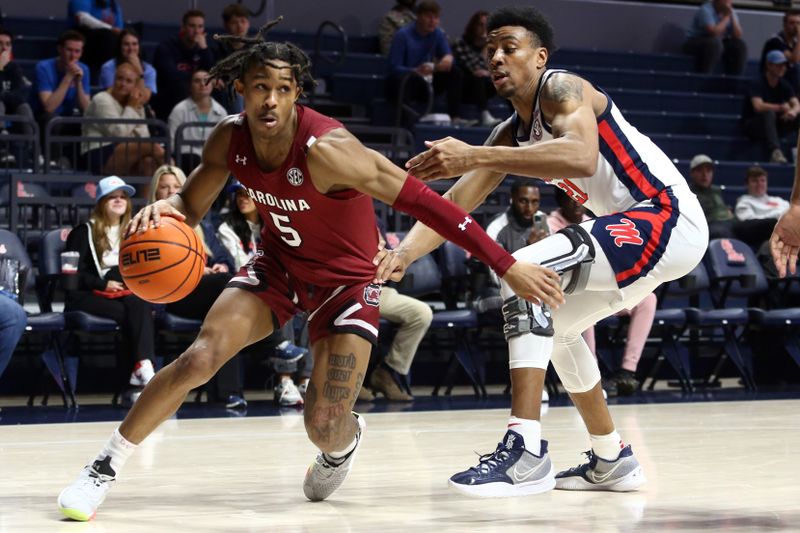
[504,69,709,392]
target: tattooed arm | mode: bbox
[406,71,600,181]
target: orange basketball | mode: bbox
[119,217,206,304]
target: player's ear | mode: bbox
[234,78,245,96]
[536,47,548,69]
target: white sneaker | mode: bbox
[303,413,365,501]
[480,110,502,127]
[58,460,115,521]
[129,359,155,387]
[275,378,304,407]
[542,389,549,403]
[298,380,308,398]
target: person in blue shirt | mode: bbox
[99,29,157,107]
[34,30,91,165]
[683,0,746,74]
[0,293,26,385]
[387,0,471,126]
[68,0,124,77]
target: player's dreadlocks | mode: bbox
[209,16,316,94]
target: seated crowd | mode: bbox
[2,1,800,405]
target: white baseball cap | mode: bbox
[689,154,714,170]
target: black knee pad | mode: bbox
[501,296,554,341]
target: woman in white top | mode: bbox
[217,180,261,270]
[81,61,165,177]
[63,176,157,392]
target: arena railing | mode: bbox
[0,114,40,173]
[173,121,215,173]
[3,173,151,245]
[43,116,170,176]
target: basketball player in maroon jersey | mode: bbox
[57,19,565,521]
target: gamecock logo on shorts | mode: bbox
[606,218,644,247]
[363,283,381,306]
[286,167,304,186]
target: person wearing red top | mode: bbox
[57,18,564,522]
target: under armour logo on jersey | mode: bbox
[458,216,472,231]
[235,155,247,165]
[286,167,304,186]
[607,218,644,247]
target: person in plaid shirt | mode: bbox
[453,10,502,127]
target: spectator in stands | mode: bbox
[0,29,34,135]
[486,180,549,255]
[64,176,156,395]
[152,9,216,120]
[34,30,90,162]
[736,165,790,221]
[683,0,746,75]
[387,1,472,127]
[0,293,26,384]
[548,188,654,396]
[216,180,311,407]
[743,50,800,164]
[760,9,800,91]
[81,61,165,176]
[99,29,156,108]
[168,69,227,175]
[452,10,501,127]
[68,0,123,77]
[365,228,432,402]
[688,154,737,238]
[149,165,247,410]
[379,0,416,56]
[213,3,251,113]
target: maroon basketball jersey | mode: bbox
[227,105,378,287]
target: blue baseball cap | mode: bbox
[766,50,788,65]
[95,175,135,203]
[227,179,246,193]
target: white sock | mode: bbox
[276,340,290,350]
[93,428,138,476]
[507,416,541,455]
[590,430,624,461]
[326,435,358,463]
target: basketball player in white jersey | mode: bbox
[374,6,709,497]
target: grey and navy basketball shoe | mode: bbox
[303,412,365,501]
[555,445,646,491]
[448,430,555,497]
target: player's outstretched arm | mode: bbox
[406,72,599,181]
[127,117,234,236]
[308,128,564,307]
[771,134,800,277]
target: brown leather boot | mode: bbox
[369,366,413,402]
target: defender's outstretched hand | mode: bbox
[126,200,186,237]
[770,204,800,277]
[405,137,475,181]
[501,261,565,309]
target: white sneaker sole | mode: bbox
[555,465,646,492]
[448,465,555,498]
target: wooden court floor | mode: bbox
[1,400,798,532]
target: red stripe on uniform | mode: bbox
[615,190,673,283]
[598,121,660,198]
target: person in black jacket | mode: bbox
[0,30,34,137]
[151,9,216,120]
[64,176,157,392]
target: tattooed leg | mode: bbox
[304,333,371,453]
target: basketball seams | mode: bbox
[119,217,206,303]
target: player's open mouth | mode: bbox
[260,115,278,128]
[492,72,509,86]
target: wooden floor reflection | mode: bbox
[1,399,798,532]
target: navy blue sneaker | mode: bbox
[555,445,645,491]
[449,430,555,497]
[225,394,248,411]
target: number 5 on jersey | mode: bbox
[270,213,302,247]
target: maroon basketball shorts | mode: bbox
[228,253,381,345]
